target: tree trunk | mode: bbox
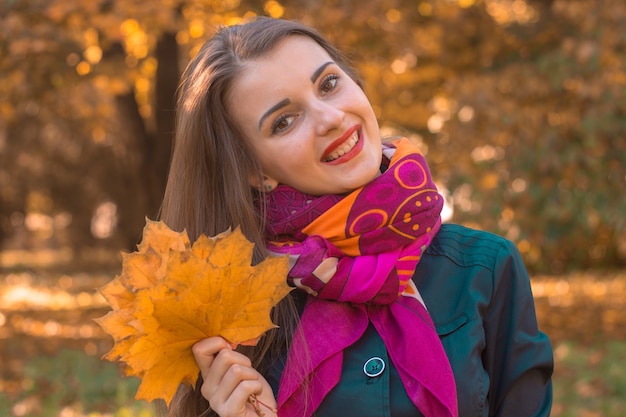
[108,33,180,249]
[152,32,179,214]
[113,89,152,249]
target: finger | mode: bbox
[313,257,338,283]
[292,278,318,296]
[202,348,253,394]
[204,363,260,407]
[192,337,232,381]
[209,379,264,417]
[222,363,261,395]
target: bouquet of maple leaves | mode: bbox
[95,219,291,408]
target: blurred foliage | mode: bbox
[0,0,624,273]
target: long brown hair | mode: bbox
[159,17,363,417]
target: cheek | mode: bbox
[256,144,295,177]
[348,84,372,107]
[262,140,315,181]
[256,148,278,171]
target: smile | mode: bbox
[324,130,360,162]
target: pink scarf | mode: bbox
[262,138,457,417]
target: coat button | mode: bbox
[363,356,385,378]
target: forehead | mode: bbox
[245,35,332,76]
[226,36,334,116]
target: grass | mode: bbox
[1,340,626,416]
[552,340,626,417]
[0,349,155,417]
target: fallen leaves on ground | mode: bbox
[94,219,291,405]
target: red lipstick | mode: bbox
[321,125,362,165]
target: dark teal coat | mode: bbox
[268,224,554,416]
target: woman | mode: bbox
[160,17,553,417]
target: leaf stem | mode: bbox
[248,394,277,416]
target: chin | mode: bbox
[345,171,381,192]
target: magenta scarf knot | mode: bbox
[262,138,458,417]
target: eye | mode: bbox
[271,114,296,134]
[320,74,339,95]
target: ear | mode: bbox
[250,175,279,192]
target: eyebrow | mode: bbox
[310,61,334,83]
[258,98,290,130]
[257,61,335,130]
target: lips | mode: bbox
[322,126,361,163]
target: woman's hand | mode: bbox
[192,337,277,417]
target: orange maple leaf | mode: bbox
[95,219,291,405]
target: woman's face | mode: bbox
[227,36,382,195]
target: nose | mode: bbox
[312,99,344,136]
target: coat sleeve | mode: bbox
[483,239,554,417]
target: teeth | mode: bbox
[325,131,359,162]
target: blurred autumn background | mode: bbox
[0,0,625,415]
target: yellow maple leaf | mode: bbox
[95,219,291,406]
